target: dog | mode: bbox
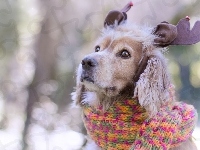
[71,2,199,150]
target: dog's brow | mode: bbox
[108,37,141,52]
[99,37,112,50]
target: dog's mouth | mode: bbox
[81,74,118,95]
[81,71,94,83]
[80,70,120,97]
[81,76,94,83]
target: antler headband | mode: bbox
[104,1,133,28]
[104,2,200,86]
[104,2,200,47]
[153,17,200,47]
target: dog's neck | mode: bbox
[93,83,135,111]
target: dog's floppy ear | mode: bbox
[134,54,171,117]
[71,65,84,106]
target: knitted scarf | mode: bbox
[82,89,197,150]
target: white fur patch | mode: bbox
[70,91,80,108]
[81,92,100,107]
[71,91,76,101]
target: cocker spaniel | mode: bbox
[72,2,199,150]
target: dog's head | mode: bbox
[72,3,200,116]
[80,26,148,97]
[73,23,170,115]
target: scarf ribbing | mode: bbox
[82,89,197,150]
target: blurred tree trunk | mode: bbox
[22,2,60,149]
[178,62,193,100]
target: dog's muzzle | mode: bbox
[81,57,97,83]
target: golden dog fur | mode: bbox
[71,23,197,150]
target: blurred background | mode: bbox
[0,0,200,149]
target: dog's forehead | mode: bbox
[96,23,156,49]
[95,30,137,51]
[96,36,112,49]
[97,28,134,44]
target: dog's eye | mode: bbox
[95,46,100,52]
[120,50,131,59]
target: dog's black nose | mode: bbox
[81,57,97,69]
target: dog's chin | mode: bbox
[81,76,94,83]
[82,80,120,97]
[82,80,99,91]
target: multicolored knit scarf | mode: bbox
[82,89,197,150]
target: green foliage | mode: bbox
[0,1,20,56]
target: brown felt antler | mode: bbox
[153,21,177,47]
[153,16,200,47]
[171,17,200,45]
[104,1,133,28]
